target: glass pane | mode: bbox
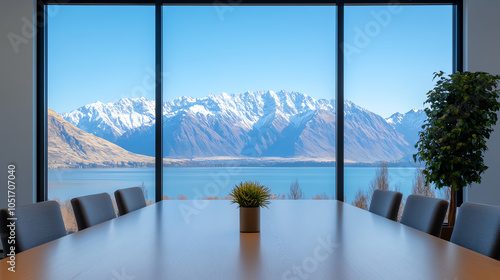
[162,6,336,201]
[344,5,453,215]
[47,5,155,232]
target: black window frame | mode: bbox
[36,0,464,206]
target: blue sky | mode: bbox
[47,6,155,113]
[344,5,453,117]
[48,5,452,118]
[162,6,336,103]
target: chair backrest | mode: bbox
[0,201,66,257]
[71,193,116,231]
[369,189,402,221]
[114,187,147,216]
[400,194,449,237]
[450,202,500,260]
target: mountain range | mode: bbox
[59,90,426,163]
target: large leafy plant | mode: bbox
[414,71,500,227]
[230,181,271,208]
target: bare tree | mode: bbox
[353,162,401,213]
[288,179,305,200]
[441,187,452,224]
[352,189,368,210]
[444,187,451,201]
[370,162,389,192]
[139,181,149,201]
[412,168,435,197]
[361,162,391,207]
[312,193,329,200]
[201,196,218,200]
[54,198,78,233]
[271,193,286,200]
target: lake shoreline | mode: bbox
[48,159,420,169]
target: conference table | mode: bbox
[1,200,500,279]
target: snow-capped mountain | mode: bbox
[62,96,155,142]
[386,109,427,148]
[60,90,420,162]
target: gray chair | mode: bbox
[450,202,500,260]
[71,193,116,231]
[114,187,147,216]
[400,194,449,237]
[0,201,66,258]
[369,189,402,221]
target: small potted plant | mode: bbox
[229,180,271,233]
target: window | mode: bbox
[344,5,454,211]
[162,6,336,200]
[39,1,462,212]
[46,5,155,231]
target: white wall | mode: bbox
[0,0,35,210]
[0,0,499,211]
[465,0,500,206]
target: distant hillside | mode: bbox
[48,109,154,169]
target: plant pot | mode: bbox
[240,207,260,233]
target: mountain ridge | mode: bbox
[59,91,426,163]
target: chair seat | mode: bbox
[0,201,66,257]
[400,194,448,237]
[114,187,147,216]
[368,189,402,221]
[450,202,500,260]
[71,193,116,231]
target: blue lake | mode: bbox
[48,167,446,204]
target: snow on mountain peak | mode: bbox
[55,90,431,162]
[61,96,155,141]
[386,112,404,125]
[385,108,426,147]
[219,92,231,99]
[61,91,328,141]
[189,104,213,115]
[64,91,430,150]
[386,109,425,126]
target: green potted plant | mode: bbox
[414,71,500,230]
[229,180,271,233]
